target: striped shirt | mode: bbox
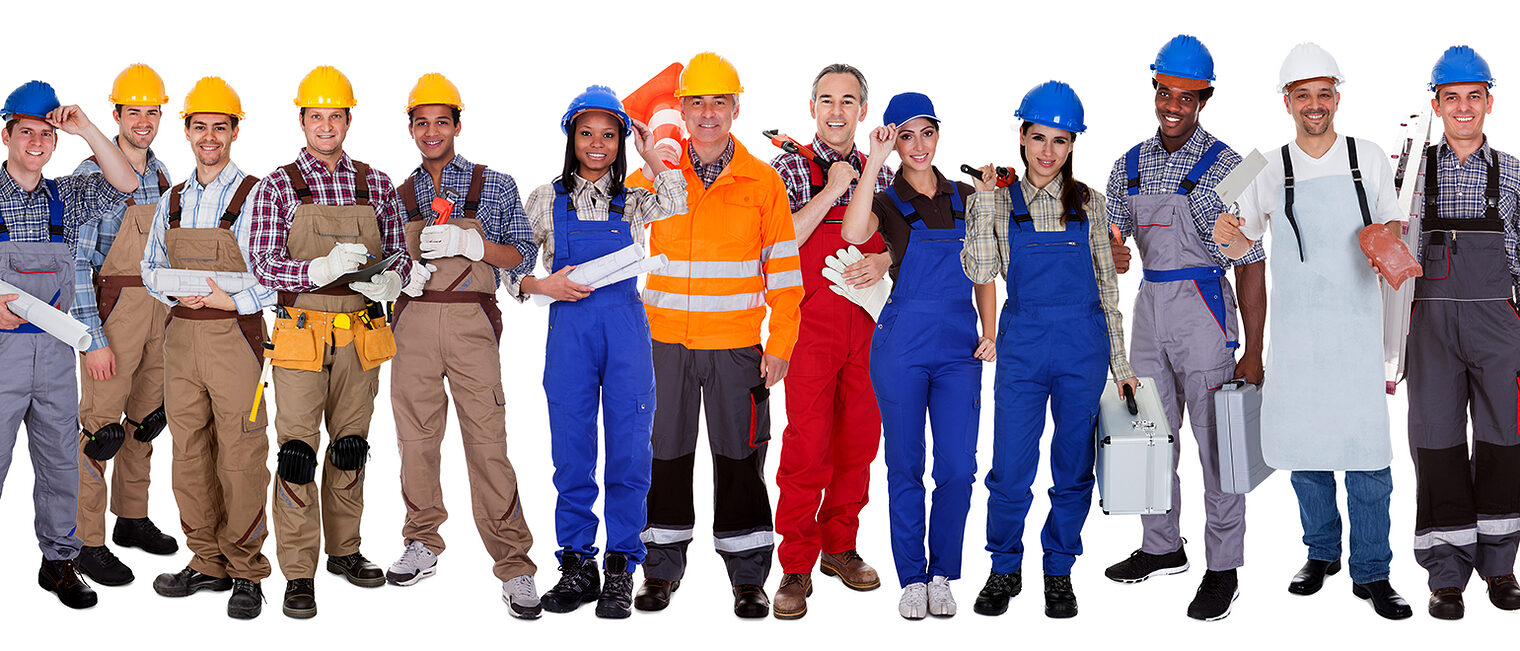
[140,162,276,315]
[511,169,688,302]
[247,149,410,291]
[71,144,172,351]
[399,154,537,288]
[964,176,1134,380]
[771,135,894,213]
[1105,127,1265,267]
[1418,137,1520,277]
[0,162,126,248]
[690,139,734,189]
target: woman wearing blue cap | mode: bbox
[516,86,686,619]
[839,92,997,619]
[961,81,1137,619]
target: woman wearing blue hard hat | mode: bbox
[961,81,1137,619]
[839,91,997,619]
[515,85,687,619]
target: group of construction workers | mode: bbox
[0,35,1516,626]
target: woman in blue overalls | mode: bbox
[962,81,1137,619]
[521,87,686,619]
[840,92,998,619]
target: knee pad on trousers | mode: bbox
[82,423,126,461]
[276,440,318,484]
[328,435,370,472]
[131,404,167,443]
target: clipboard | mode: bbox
[324,251,405,288]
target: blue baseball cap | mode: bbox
[883,92,938,128]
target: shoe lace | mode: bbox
[232,578,265,603]
[1433,587,1463,597]
[604,569,634,594]
[735,584,763,596]
[49,560,90,590]
[1045,575,1074,598]
[136,518,167,538]
[1198,572,1234,599]
[507,576,537,602]
[779,573,807,590]
[397,542,430,569]
[1487,574,1518,587]
[840,550,864,563]
[986,572,1019,592]
[83,545,119,565]
[550,559,593,593]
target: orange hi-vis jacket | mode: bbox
[628,137,804,361]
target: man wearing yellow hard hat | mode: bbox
[71,63,178,588]
[139,76,278,619]
[384,72,541,618]
[630,51,804,619]
[247,65,412,619]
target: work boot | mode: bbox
[634,577,678,611]
[596,552,635,619]
[1187,569,1239,621]
[974,570,1022,616]
[502,574,542,620]
[39,558,98,609]
[542,550,599,613]
[820,549,881,591]
[75,544,134,586]
[1288,558,1340,595]
[732,584,769,618]
[112,517,178,555]
[326,552,385,588]
[899,582,927,620]
[1044,574,1078,619]
[1485,574,1520,610]
[227,578,263,619]
[772,573,811,620]
[1428,587,1464,620]
[282,578,316,619]
[1105,544,1189,583]
[386,541,437,586]
[153,566,232,597]
[1352,580,1412,620]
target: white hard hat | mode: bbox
[1279,42,1344,93]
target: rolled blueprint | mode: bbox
[0,278,92,350]
[532,244,668,306]
[145,268,258,296]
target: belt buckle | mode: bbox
[334,313,351,330]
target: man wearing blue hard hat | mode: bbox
[0,79,141,609]
[1101,34,1266,621]
[1401,45,1520,620]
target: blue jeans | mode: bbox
[1289,468,1393,583]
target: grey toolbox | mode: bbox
[1214,379,1273,494]
[1096,378,1173,515]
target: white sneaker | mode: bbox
[928,575,956,616]
[899,582,928,620]
[502,574,542,620]
[385,541,437,586]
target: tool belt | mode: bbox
[169,305,266,365]
[268,304,395,371]
[393,290,502,341]
[95,274,144,324]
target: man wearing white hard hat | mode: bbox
[1214,43,1412,620]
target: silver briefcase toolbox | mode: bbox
[1096,378,1173,515]
[1214,379,1273,494]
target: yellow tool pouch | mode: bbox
[353,321,396,370]
[268,316,323,372]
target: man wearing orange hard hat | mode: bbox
[71,63,178,589]
[140,76,278,619]
[383,72,541,619]
[630,51,803,619]
[247,65,412,619]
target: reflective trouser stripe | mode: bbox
[713,530,773,553]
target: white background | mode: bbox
[4,0,1517,646]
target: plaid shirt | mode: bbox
[689,138,734,189]
[1106,127,1265,267]
[400,154,537,288]
[141,162,276,315]
[71,144,172,351]
[510,169,687,301]
[247,149,410,292]
[965,176,1133,380]
[1418,136,1520,277]
[771,135,894,213]
[1,161,125,246]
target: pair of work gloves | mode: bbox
[306,224,485,301]
[822,246,893,321]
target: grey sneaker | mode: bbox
[502,574,542,620]
[386,541,437,586]
[899,582,928,620]
[927,576,956,617]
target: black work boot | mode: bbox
[1485,574,1520,611]
[228,578,263,619]
[1043,574,1078,619]
[282,578,317,619]
[76,545,134,586]
[112,517,178,555]
[542,550,600,613]
[325,552,384,588]
[596,552,635,619]
[39,558,98,609]
[153,565,232,597]
[973,570,1022,616]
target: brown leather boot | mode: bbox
[820,550,881,591]
[773,573,811,620]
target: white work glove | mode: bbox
[822,246,893,321]
[420,224,485,261]
[402,262,435,297]
[349,270,403,302]
[307,242,370,287]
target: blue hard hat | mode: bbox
[2,80,61,121]
[561,85,631,136]
[1152,34,1216,88]
[1430,45,1495,91]
[883,92,938,128]
[1015,81,1087,134]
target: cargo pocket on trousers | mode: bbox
[747,384,771,447]
[494,385,507,408]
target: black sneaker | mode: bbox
[228,578,263,619]
[596,552,634,619]
[153,566,233,597]
[282,578,317,619]
[973,570,1022,616]
[39,558,98,609]
[76,545,134,586]
[1187,569,1239,621]
[542,550,600,613]
[1043,574,1078,619]
[1105,545,1189,583]
[112,517,178,555]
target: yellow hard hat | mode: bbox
[676,52,743,97]
[181,77,244,119]
[109,63,168,106]
[294,65,356,109]
[406,73,463,113]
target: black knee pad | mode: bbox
[82,423,126,461]
[132,404,167,442]
[276,440,318,484]
[328,435,370,472]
